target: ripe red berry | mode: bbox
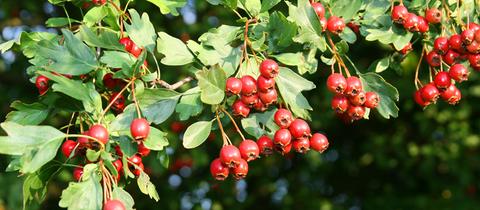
[346,105,365,121]
[256,135,274,156]
[347,22,360,34]
[103,200,126,210]
[112,159,123,174]
[132,162,144,176]
[433,71,452,90]
[119,37,133,52]
[35,75,49,91]
[421,83,440,103]
[277,143,292,156]
[128,154,142,166]
[137,142,151,157]
[320,17,327,32]
[239,140,260,162]
[468,22,480,32]
[449,64,469,82]
[114,145,124,157]
[73,167,83,181]
[78,131,90,148]
[310,133,329,153]
[253,100,267,112]
[425,8,441,24]
[210,158,229,181]
[345,76,363,96]
[130,44,142,57]
[443,50,460,65]
[468,54,480,68]
[259,59,279,78]
[364,92,380,109]
[274,108,294,128]
[274,128,292,148]
[258,89,277,105]
[403,13,420,32]
[232,100,250,117]
[103,73,117,89]
[61,140,77,158]
[466,41,480,54]
[426,51,441,67]
[130,118,150,140]
[449,34,463,51]
[440,84,461,105]
[241,94,259,107]
[433,37,449,55]
[292,137,310,154]
[219,145,242,168]
[257,76,275,92]
[462,29,475,45]
[331,95,349,113]
[240,75,257,95]
[391,5,409,24]
[399,42,412,54]
[109,92,126,113]
[232,159,249,180]
[289,119,311,138]
[327,16,345,34]
[349,91,366,106]
[414,89,430,107]
[475,30,480,43]
[226,77,242,95]
[170,121,186,133]
[417,16,429,33]
[311,2,325,18]
[326,73,347,94]
[89,124,109,145]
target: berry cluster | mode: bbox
[311,1,345,34]
[391,4,433,34]
[326,74,380,122]
[227,59,280,118]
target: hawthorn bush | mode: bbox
[1,0,480,209]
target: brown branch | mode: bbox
[152,76,194,90]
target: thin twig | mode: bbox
[221,109,246,141]
[152,76,193,90]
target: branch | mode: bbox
[152,76,194,90]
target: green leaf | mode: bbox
[195,65,227,105]
[59,165,103,210]
[188,40,242,77]
[147,0,187,16]
[79,26,124,51]
[276,67,316,119]
[330,0,362,21]
[86,149,101,162]
[286,0,327,51]
[241,109,279,139]
[45,17,80,27]
[111,187,135,210]
[261,0,281,12]
[364,15,413,50]
[369,56,391,73]
[100,51,136,68]
[137,172,160,201]
[267,11,297,53]
[5,101,50,125]
[239,0,262,16]
[335,40,349,55]
[339,26,357,44]
[0,39,16,53]
[0,122,65,173]
[182,121,212,149]
[35,29,97,75]
[175,87,203,121]
[272,50,318,75]
[124,9,157,52]
[23,163,60,209]
[114,135,138,157]
[157,32,194,65]
[359,72,399,119]
[83,6,108,26]
[156,149,170,169]
[143,127,169,151]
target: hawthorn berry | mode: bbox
[130,118,150,140]
[466,41,480,54]
[468,54,480,68]
[331,95,349,113]
[119,37,133,52]
[440,84,461,105]
[259,59,279,78]
[132,162,144,176]
[364,92,380,109]
[61,140,77,158]
[414,89,430,107]
[114,145,124,157]
[210,158,229,180]
[278,143,293,156]
[170,121,186,133]
[292,137,310,154]
[345,76,363,96]
[253,100,267,112]
[443,50,460,65]
[226,77,242,95]
[103,200,126,210]
[326,73,347,94]
[241,94,259,107]
[289,119,311,138]
[103,73,117,89]
[327,16,345,34]
[449,34,463,51]
[232,100,250,117]
[462,29,475,45]
[78,131,90,148]
[417,16,429,33]
[35,75,49,91]
[391,5,409,24]
[73,167,83,181]
[89,124,109,145]
[475,30,480,42]
[311,2,325,18]
[112,159,123,174]
[426,51,441,67]
[449,64,469,82]
[433,72,452,90]
[399,42,412,55]
[129,154,142,166]
[258,89,277,105]
[468,22,480,32]
[233,159,249,180]
[403,13,420,32]
[239,140,260,162]
[425,8,441,24]
[109,92,126,113]
[274,128,292,148]
[274,108,294,128]
[240,75,257,95]
[433,37,449,55]
[220,145,242,167]
[347,105,365,121]
[420,83,440,103]
[257,76,275,92]
[347,22,360,34]
[349,91,366,106]
[137,142,151,157]
[310,133,329,153]
[256,135,274,156]
[130,44,142,57]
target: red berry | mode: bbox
[73,167,83,181]
[468,23,480,32]
[399,42,412,54]
[89,124,109,145]
[349,91,366,106]
[443,50,460,65]
[417,16,429,33]
[292,137,310,154]
[311,2,325,18]
[274,108,294,129]
[277,143,292,156]
[128,154,142,166]
[468,54,480,68]
[414,89,430,107]
[112,159,123,174]
[364,92,380,109]
[239,140,260,162]
[274,128,292,148]
[433,37,449,55]
[403,13,420,32]
[253,100,267,112]
[210,158,229,181]
[258,89,277,106]
[114,145,124,157]
[327,16,345,34]
[130,44,142,57]
[475,29,480,43]
[103,73,117,89]
[347,105,365,121]
[170,121,186,133]
[241,94,259,107]
[449,34,463,51]
[137,142,151,157]
[257,76,275,92]
[425,8,441,24]
[347,22,360,34]
[257,135,274,156]
[232,159,249,180]
[226,77,242,95]
[240,75,257,95]
[109,92,126,113]
[130,118,150,140]
[466,41,480,54]
[326,73,347,94]
[119,37,133,52]
[132,162,144,176]
[232,100,250,117]
[259,59,279,78]
[103,200,126,210]
[440,84,461,105]
[331,95,349,113]
[78,131,90,148]
[449,64,469,82]
[391,5,409,24]
[61,140,77,158]
[35,75,49,91]
[320,17,327,32]
[345,76,363,96]
[426,51,441,67]
[462,29,475,45]
[219,145,242,168]
[289,119,311,138]
[433,71,452,90]
[310,133,329,153]
[421,83,440,103]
